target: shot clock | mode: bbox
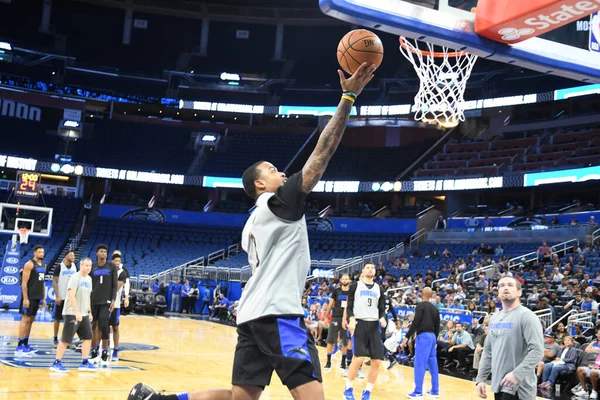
[15,171,41,199]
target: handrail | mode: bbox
[409,228,427,250]
[335,242,405,277]
[534,309,554,330]
[544,309,579,334]
[416,205,435,217]
[567,311,594,332]
[550,238,579,256]
[462,265,495,282]
[593,228,600,243]
[508,251,538,273]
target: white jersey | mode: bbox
[236,172,310,325]
[352,280,381,321]
[55,261,77,300]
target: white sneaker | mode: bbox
[573,388,588,397]
[590,390,598,399]
[89,355,100,365]
[572,383,582,394]
[100,357,110,368]
[343,369,348,377]
[357,368,365,379]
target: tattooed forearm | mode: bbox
[301,99,353,193]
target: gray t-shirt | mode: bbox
[476,305,544,399]
[543,342,561,362]
[62,272,92,316]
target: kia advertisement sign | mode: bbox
[0,241,21,308]
[475,0,600,44]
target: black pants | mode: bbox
[188,297,198,313]
[446,347,474,367]
[495,393,519,400]
[200,301,210,314]
[181,297,189,312]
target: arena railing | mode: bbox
[534,308,554,331]
[566,311,595,334]
[333,241,405,278]
[147,256,205,283]
[409,228,427,251]
[544,309,579,334]
[461,265,496,283]
[593,228,600,244]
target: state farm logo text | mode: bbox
[499,1,600,41]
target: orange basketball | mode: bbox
[337,29,384,75]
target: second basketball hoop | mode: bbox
[399,36,478,128]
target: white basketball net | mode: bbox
[399,37,478,128]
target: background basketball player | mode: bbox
[52,251,77,346]
[127,61,377,400]
[325,273,351,371]
[15,245,46,356]
[109,253,128,361]
[50,257,96,372]
[89,244,117,367]
[344,263,387,400]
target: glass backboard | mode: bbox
[319,0,600,82]
[0,203,53,237]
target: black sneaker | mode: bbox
[387,359,398,370]
[53,338,58,347]
[128,383,159,400]
[324,362,332,371]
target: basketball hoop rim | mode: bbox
[399,36,469,58]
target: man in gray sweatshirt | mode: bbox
[476,276,544,400]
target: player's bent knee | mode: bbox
[232,385,262,400]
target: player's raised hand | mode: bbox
[338,62,376,97]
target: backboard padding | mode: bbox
[320,0,600,82]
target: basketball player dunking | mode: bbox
[15,245,47,355]
[344,263,387,400]
[52,251,77,346]
[127,62,377,400]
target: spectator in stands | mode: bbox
[573,324,590,345]
[588,216,597,226]
[573,333,600,398]
[483,216,494,228]
[571,216,580,226]
[434,216,447,230]
[539,336,578,393]
[582,293,599,317]
[549,293,561,309]
[449,298,465,313]
[472,292,481,305]
[466,216,479,228]
[437,320,455,351]
[400,258,410,270]
[470,316,484,338]
[486,298,497,314]
[304,303,319,339]
[494,245,504,256]
[536,333,562,381]
[551,268,564,283]
[466,301,477,314]
[537,241,551,261]
[442,248,452,258]
[551,216,560,225]
[554,322,567,345]
[455,286,467,300]
[151,279,159,293]
[142,280,150,291]
[472,324,488,372]
[180,279,191,314]
[514,272,525,285]
[444,322,474,371]
[526,287,540,309]
[557,278,569,295]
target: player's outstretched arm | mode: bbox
[300,62,376,194]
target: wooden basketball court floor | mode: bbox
[0,312,545,400]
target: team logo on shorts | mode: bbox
[0,336,159,370]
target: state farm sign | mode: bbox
[475,0,600,44]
